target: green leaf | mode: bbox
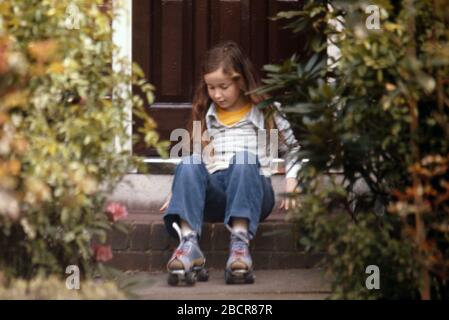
[305,53,319,73]
[263,64,281,73]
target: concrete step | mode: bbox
[106,174,323,272]
[131,269,331,300]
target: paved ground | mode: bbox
[131,269,331,300]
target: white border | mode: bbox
[112,0,133,157]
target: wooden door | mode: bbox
[132,0,305,157]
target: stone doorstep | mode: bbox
[123,207,289,223]
[107,174,290,215]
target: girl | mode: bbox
[159,41,301,285]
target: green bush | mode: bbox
[295,180,421,299]
[0,0,167,280]
[260,0,449,299]
[0,273,125,299]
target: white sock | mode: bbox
[232,218,248,234]
[180,220,195,237]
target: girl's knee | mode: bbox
[181,154,203,165]
[229,150,259,166]
[175,154,207,177]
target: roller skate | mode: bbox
[224,225,255,284]
[167,222,209,286]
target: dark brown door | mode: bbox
[132,0,304,157]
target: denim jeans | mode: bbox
[164,151,276,240]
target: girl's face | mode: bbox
[204,68,248,112]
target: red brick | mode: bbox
[130,224,151,251]
[204,251,227,269]
[199,223,213,251]
[149,250,172,272]
[149,222,176,250]
[107,252,150,271]
[273,223,296,252]
[108,229,129,251]
[211,224,229,251]
[252,224,276,251]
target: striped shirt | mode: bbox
[201,103,301,178]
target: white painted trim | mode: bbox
[112,0,139,173]
[112,0,133,156]
[144,158,182,164]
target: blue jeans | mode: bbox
[164,151,275,240]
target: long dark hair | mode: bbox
[187,41,280,153]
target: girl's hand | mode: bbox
[278,178,300,211]
[159,193,172,213]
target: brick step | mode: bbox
[109,250,324,272]
[106,213,323,272]
[105,174,323,272]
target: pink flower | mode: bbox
[105,202,128,222]
[92,244,113,262]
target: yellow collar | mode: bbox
[216,103,252,126]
